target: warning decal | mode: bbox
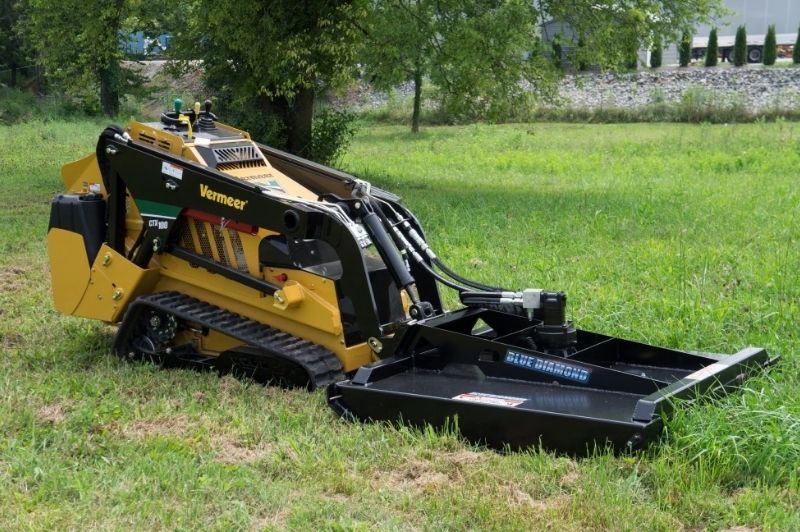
[452,392,526,407]
[684,362,727,382]
[161,161,184,180]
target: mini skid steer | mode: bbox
[46,101,775,453]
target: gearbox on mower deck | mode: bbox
[46,100,777,453]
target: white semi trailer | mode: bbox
[691,32,796,63]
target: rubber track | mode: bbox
[116,291,345,389]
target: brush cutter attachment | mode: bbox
[328,307,774,453]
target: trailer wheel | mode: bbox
[748,46,763,63]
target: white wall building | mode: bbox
[665,0,800,64]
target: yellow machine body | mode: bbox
[48,119,377,372]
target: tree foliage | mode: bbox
[705,28,718,66]
[733,25,746,66]
[362,0,723,131]
[173,0,365,157]
[551,34,564,71]
[540,0,721,70]
[576,35,588,71]
[18,0,173,115]
[794,26,800,64]
[679,31,692,67]
[650,39,662,68]
[360,0,546,132]
[0,0,25,87]
[763,24,777,66]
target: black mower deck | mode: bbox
[329,309,775,453]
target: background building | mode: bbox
[542,0,800,67]
[666,0,800,64]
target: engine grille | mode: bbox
[177,218,250,273]
[212,145,267,171]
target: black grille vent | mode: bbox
[212,145,266,170]
[177,218,249,273]
[138,132,156,145]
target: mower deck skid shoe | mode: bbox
[328,308,775,454]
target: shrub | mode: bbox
[577,36,588,71]
[764,25,777,65]
[0,86,88,124]
[310,107,357,166]
[551,35,563,70]
[625,42,639,70]
[734,25,747,66]
[650,40,662,68]
[0,87,38,124]
[679,31,692,67]
[794,26,800,64]
[705,28,718,67]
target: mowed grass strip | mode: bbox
[0,120,798,530]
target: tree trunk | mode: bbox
[10,63,16,88]
[99,62,120,117]
[411,68,422,133]
[256,88,315,157]
[98,0,124,117]
[286,87,315,157]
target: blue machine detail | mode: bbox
[505,350,591,383]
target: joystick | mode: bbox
[198,99,217,130]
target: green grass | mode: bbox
[1,119,799,530]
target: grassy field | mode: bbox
[1,119,799,530]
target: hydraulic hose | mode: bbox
[371,201,469,293]
[432,258,505,292]
[377,199,508,292]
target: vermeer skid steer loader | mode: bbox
[46,100,775,453]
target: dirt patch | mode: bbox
[504,484,570,512]
[558,463,580,488]
[37,402,68,424]
[218,375,243,402]
[248,510,289,531]
[385,460,450,490]
[468,257,484,268]
[212,436,274,465]
[379,451,487,492]
[446,449,485,467]
[121,414,272,464]
[124,414,193,439]
[1,332,24,349]
[0,265,30,293]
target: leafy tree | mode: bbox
[794,25,800,64]
[733,25,746,66]
[650,40,662,68]
[19,0,174,115]
[705,28,718,66]
[679,31,692,67]
[360,0,546,133]
[173,0,364,157]
[541,1,721,70]
[362,0,723,132]
[0,0,25,87]
[551,34,564,71]
[576,35,588,71]
[764,24,777,65]
[626,46,639,70]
